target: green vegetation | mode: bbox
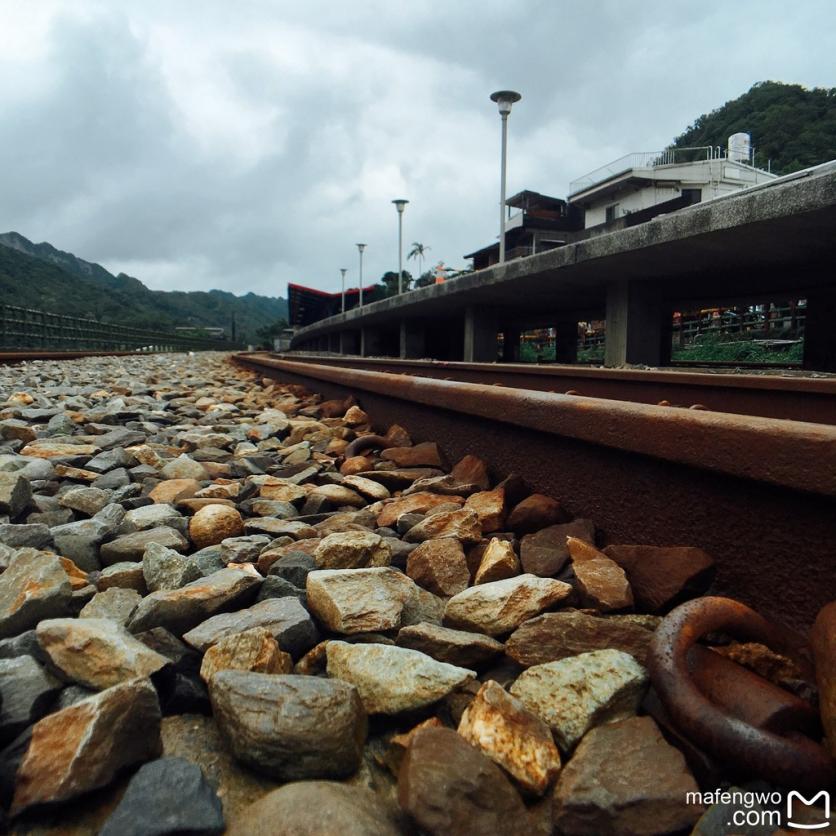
[671,81,836,174]
[254,318,290,350]
[671,333,803,364]
[0,232,287,344]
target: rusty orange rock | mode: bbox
[474,538,520,585]
[812,601,836,757]
[567,536,633,612]
[149,478,201,505]
[459,680,561,796]
[376,492,465,529]
[189,504,245,549]
[465,487,506,533]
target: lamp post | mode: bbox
[356,243,366,306]
[340,268,347,313]
[490,90,521,263]
[392,199,409,294]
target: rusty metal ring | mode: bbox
[343,434,389,458]
[648,596,835,792]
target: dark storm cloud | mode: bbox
[0,0,833,298]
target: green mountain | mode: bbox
[672,81,836,175]
[0,232,287,343]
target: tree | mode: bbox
[377,270,413,297]
[407,242,430,277]
[254,318,289,349]
[414,270,434,288]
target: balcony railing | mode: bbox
[569,146,719,195]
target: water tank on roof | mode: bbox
[728,133,751,163]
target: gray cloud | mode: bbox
[0,0,833,300]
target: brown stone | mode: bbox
[385,424,412,447]
[474,537,520,584]
[398,727,529,836]
[376,491,464,528]
[520,519,595,577]
[381,441,446,469]
[20,441,100,459]
[465,486,506,533]
[396,622,504,668]
[189,504,245,549]
[450,454,491,491]
[507,494,570,534]
[200,626,293,682]
[459,680,561,796]
[12,678,162,814]
[228,781,401,836]
[257,538,321,575]
[340,455,376,476]
[602,544,715,613]
[403,508,482,544]
[812,601,836,758]
[149,478,201,505]
[177,497,237,512]
[444,574,573,637]
[36,617,170,689]
[406,538,470,597]
[309,483,367,508]
[553,716,701,835]
[0,551,73,638]
[343,405,370,426]
[258,482,309,504]
[507,610,655,667]
[567,537,633,612]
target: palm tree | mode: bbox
[407,242,430,277]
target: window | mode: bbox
[605,203,619,223]
[681,188,702,204]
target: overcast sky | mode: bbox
[1,1,834,300]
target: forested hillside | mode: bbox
[672,81,836,174]
[0,233,287,343]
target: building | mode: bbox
[568,139,776,229]
[464,136,777,270]
[288,282,380,328]
[464,190,583,270]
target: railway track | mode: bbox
[262,352,836,424]
[235,351,836,632]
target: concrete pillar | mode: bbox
[328,333,340,353]
[361,328,381,357]
[463,306,499,363]
[400,321,426,359]
[604,280,668,367]
[340,331,360,356]
[803,287,836,371]
[501,328,521,362]
[554,321,578,364]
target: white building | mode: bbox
[568,137,777,229]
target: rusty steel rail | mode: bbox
[263,352,836,425]
[235,352,836,631]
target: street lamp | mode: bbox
[356,244,366,306]
[340,268,347,313]
[490,90,521,263]
[392,199,409,294]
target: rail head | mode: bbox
[236,353,836,497]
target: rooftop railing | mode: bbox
[569,146,720,195]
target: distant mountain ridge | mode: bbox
[0,232,287,343]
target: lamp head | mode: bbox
[490,90,521,115]
[340,268,347,278]
[356,243,366,253]
[392,199,409,213]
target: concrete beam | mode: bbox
[605,280,670,367]
[463,307,498,362]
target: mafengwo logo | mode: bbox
[787,790,831,830]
